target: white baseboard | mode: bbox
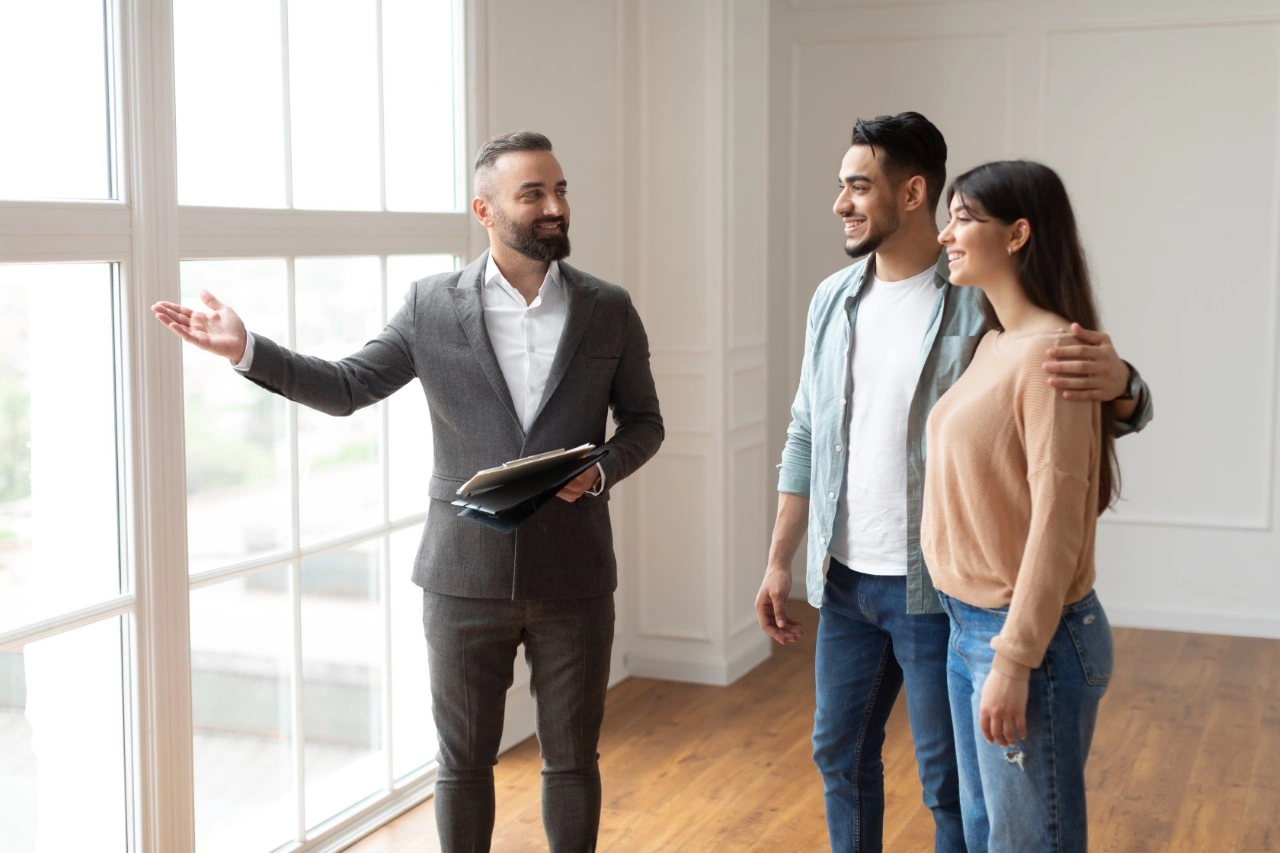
[625,636,772,686]
[1106,603,1280,640]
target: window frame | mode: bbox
[0,0,487,849]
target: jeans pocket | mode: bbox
[1062,593,1114,686]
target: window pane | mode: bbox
[389,526,432,780]
[0,264,120,636]
[296,257,384,544]
[302,540,385,827]
[0,618,130,852]
[385,255,454,520]
[174,0,287,207]
[289,0,381,210]
[191,569,296,853]
[383,0,459,211]
[180,261,292,574]
[0,0,113,200]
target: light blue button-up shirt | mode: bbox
[777,250,1152,615]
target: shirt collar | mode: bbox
[852,250,952,296]
[483,251,562,293]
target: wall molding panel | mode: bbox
[618,0,774,682]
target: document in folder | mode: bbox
[452,444,609,533]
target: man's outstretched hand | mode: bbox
[152,290,249,363]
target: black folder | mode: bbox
[452,446,609,533]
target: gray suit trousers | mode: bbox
[423,590,615,853]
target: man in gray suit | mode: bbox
[153,131,664,852]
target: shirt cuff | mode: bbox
[586,463,607,496]
[232,332,256,372]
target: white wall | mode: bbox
[480,2,1280,734]
[768,0,1280,639]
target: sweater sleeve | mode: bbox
[991,339,1100,671]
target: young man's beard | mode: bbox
[844,231,885,259]
[843,209,900,259]
[495,209,571,262]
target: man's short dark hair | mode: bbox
[474,131,554,198]
[851,112,948,210]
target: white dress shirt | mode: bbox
[482,254,567,432]
[482,254,605,495]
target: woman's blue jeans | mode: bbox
[937,590,1113,853]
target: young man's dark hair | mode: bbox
[851,111,948,210]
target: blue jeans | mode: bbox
[937,590,1112,853]
[812,562,965,853]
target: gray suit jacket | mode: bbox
[244,254,664,600]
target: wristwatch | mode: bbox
[1114,361,1140,401]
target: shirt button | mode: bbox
[840,398,846,406]
[819,536,826,545]
[835,444,842,452]
[828,491,836,500]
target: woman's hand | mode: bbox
[979,670,1029,747]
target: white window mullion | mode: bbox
[289,560,307,844]
[286,255,306,843]
[379,256,395,792]
[0,201,132,263]
[462,0,486,257]
[280,0,295,209]
[175,208,470,259]
[103,0,122,200]
[121,0,196,850]
[376,0,387,213]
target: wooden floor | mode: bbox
[348,602,1280,852]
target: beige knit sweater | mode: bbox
[922,329,1101,677]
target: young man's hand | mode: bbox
[1042,322,1128,402]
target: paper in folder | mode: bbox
[452,444,609,533]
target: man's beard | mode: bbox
[494,209,571,262]
[842,211,898,259]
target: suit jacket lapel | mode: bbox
[450,255,523,431]
[531,262,598,427]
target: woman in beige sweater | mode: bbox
[922,160,1119,853]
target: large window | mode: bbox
[0,263,131,853]
[0,1,473,851]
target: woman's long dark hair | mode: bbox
[947,159,1119,514]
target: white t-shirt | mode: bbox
[828,265,937,576]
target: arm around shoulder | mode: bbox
[1111,360,1154,437]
